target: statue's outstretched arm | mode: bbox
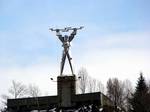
[69,28,77,42]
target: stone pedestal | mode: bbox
[57,75,76,108]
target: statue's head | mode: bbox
[64,35,68,41]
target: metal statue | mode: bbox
[50,26,83,76]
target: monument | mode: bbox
[50,27,82,109]
[49,26,83,76]
[7,27,113,112]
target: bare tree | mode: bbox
[28,84,41,97]
[123,79,133,112]
[106,78,124,109]
[88,77,104,93]
[8,80,27,98]
[0,80,27,111]
[77,67,89,94]
[96,80,105,93]
[78,67,105,94]
[0,94,9,111]
[1,95,9,106]
[88,77,96,93]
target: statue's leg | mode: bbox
[66,52,74,75]
[60,50,67,75]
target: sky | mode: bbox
[0,0,150,100]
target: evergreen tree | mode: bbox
[129,73,150,112]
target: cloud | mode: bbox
[0,60,58,96]
[72,31,150,85]
[74,31,150,51]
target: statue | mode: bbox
[50,27,83,76]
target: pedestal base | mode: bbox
[57,75,76,108]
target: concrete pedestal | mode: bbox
[57,75,76,108]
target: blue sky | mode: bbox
[0,0,150,101]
